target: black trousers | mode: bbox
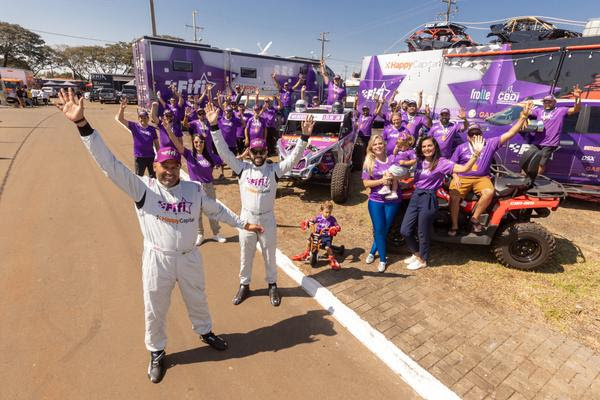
[135,156,156,178]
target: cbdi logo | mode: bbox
[497,86,520,105]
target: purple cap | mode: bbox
[334,75,341,79]
[467,124,482,133]
[155,147,181,163]
[138,110,149,117]
[543,95,556,102]
[253,104,261,111]
[249,138,267,150]
[440,108,450,115]
[225,106,233,112]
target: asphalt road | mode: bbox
[0,103,418,399]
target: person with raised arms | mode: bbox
[404,99,432,140]
[115,97,159,178]
[54,88,263,384]
[244,89,267,148]
[320,61,346,105]
[272,72,304,120]
[354,96,384,144]
[208,102,315,307]
[381,113,409,156]
[428,108,468,158]
[186,106,225,179]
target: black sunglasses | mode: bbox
[467,131,482,137]
[250,148,267,155]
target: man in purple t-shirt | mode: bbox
[116,97,159,178]
[448,103,532,235]
[320,61,346,105]
[218,106,243,155]
[405,100,431,140]
[272,72,303,120]
[530,87,582,174]
[429,108,468,158]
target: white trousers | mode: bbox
[142,246,212,352]
[198,182,221,236]
[239,212,277,285]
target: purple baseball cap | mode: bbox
[440,108,450,115]
[407,100,417,106]
[249,138,267,150]
[155,147,181,163]
[543,95,556,102]
[467,124,482,134]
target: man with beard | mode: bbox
[208,103,315,306]
[429,108,468,158]
[404,99,432,140]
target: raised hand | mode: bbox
[301,114,315,136]
[457,108,466,119]
[471,134,484,154]
[271,73,276,79]
[254,88,260,96]
[521,101,533,117]
[55,88,84,123]
[301,85,307,91]
[156,90,163,100]
[120,96,128,110]
[185,106,192,117]
[204,102,220,126]
[425,104,431,117]
[572,84,582,98]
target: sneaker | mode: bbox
[377,262,386,273]
[365,253,375,264]
[147,350,166,384]
[195,234,203,246]
[384,192,399,200]
[407,259,427,270]
[403,254,417,264]
[328,256,341,270]
[292,250,310,261]
[201,331,228,351]
[212,234,226,243]
[377,186,392,195]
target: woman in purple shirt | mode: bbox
[382,113,409,156]
[361,135,403,273]
[187,107,225,179]
[400,135,483,270]
[163,120,227,246]
[245,105,267,147]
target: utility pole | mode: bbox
[149,0,157,36]
[343,65,348,80]
[317,32,330,63]
[186,10,203,43]
[441,0,457,23]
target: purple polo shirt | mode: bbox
[531,106,569,147]
[382,125,409,156]
[183,148,213,184]
[127,121,157,158]
[451,137,501,177]
[405,114,427,140]
[280,88,294,108]
[327,81,346,105]
[218,116,242,148]
[361,157,402,203]
[158,121,183,148]
[413,158,455,190]
[247,116,267,140]
[313,214,339,235]
[356,113,376,138]
[429,121,464,158]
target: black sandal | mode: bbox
[470,218,484,233]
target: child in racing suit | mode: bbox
[208,103,315,307]
[292,201,342,270]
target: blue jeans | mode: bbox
[400,189,438,261]
[368,200,401,263]
[282,106,292,121]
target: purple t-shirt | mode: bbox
[261,107,277,128]
[383,110,408,125]
[429,122,464,158]
[190,120,223,166]
[247,116,267,140]
[356,113,376,138]
[158,121,183,148]
[361,157,402,203]
[413,158,455,190]
[218,116,242,148]
[127,121,157,158]
[234,110,248,139]
[382,125,409,156]
[405,114,427,140]
[313,214,339,235]
[183,149,213,184]
[394,149,416,163]
[327,81,346,105]
[280,88,294,108]
[451,137,501,177]
[531,106,569,147]
[167,104,184,127]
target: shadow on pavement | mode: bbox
[308,266,410,289]
[166,309,336,367]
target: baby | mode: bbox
[377,133,415,200]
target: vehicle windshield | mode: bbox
[3,81,19,89]
[285,120,341,137]
[102,89,115,94]
[345,86,358,97]
[486,105,523,125]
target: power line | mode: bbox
[28,28,118,44]
[454,16,587,25]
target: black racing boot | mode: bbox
[201,331,229,351]
[268,283,281,307]
[147,350,166,383]
[232,284,250,305]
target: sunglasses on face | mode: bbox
[468,131,482,137]
[250,148,267,156]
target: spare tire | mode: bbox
[331,162,351,204]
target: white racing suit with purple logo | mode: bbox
[81,130,247,352]
[211,128,307,285]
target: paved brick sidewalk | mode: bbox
[309,267,600,399]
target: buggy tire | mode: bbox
[492,222,555,270]
[352,138,366,171]
[331,162,350,204]
[310,251,318,268]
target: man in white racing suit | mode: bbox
[206,103,315,307]
[55,89,263,384]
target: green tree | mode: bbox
[0,21,47,69]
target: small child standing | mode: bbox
[377,133,415,200]
[292,201,342,270]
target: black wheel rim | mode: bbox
[509,238,542,263]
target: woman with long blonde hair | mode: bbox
[361,134,402,273]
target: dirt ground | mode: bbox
[209,145,600,352]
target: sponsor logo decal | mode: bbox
[508,143,533,155]
[469,88,491,103]
[156,215,195,224]
[581,155,595,163]
[246,176,270,188]
[166,73,215,95]
[158,197,192,214]
[584,146,600,152]
[496,85,520,105]
[362,82,391,101]
[509,201,535,206]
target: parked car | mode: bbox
[89,88,101,102]
[120,88,138,104]
[41,86,57,98]
[99,88,118,104]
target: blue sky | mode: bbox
[2,0,598,76]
